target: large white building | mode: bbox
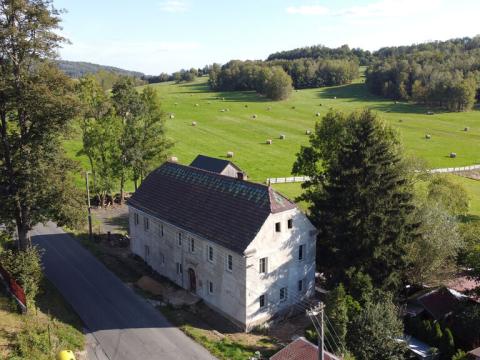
[127,156,317,331]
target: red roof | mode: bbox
[271,337,341,360]
[416,287,463,320]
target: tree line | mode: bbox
[267,44,373,66]
[143,66,211,84]
[366,36,480,111]
[208,58,358,100]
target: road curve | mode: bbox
[32,222,215,360]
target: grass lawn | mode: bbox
[0,279,84,359]
[63,75,480,209]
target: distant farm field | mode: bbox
[64,75,480,216]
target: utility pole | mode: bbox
[85,171,93,241]
[308,302,325,360]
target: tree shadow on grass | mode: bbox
[319,83,456,115]
[176,82,271,103]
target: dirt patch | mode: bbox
[92,205,129,234]
[136,276,199,307]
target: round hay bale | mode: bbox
[426,111,434,115]
[169,114,175,119]
[305,130,311,135]
[279,134,286,140]
[195,103,199,107]
[252,114,257,119]
[316,112,321,117]
[220,109,226,112]
[425,134,431,139]
[266,139,272,145]
[192,121,197,126]
[394,101,398,104]
[464,127,469,131]
[333,96,337,99]
[222,97,225,101]
[450,152,457,158]
[227,151,234,158]
[169,156,178,162]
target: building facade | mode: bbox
[128,158,316,330]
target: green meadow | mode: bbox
[64,75,480,215]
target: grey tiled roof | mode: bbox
[190,154,241,174]
[128,162,296,254]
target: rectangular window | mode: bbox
[298,279,304,292]
[178,233,182,246]
[226,254,233,272]
[189,238,195,253]
[208,281,214,294]
[134,213,139,225]
[144,217,149,231]
[176,262,183,275]
[259,257,268,274]
[160,224,164,237]
[159,251,165,265]
[288,219,293,229]
[208,245,214,263]
[275,222,281,232]
[259,294,266,308]
[280,287,288,301]
[298,245,305,261]
[144,245,150,258]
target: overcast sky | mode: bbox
[55,0,480,75]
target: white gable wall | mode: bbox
[244,208,317,330]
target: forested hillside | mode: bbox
[366,36,480,111]
[56,60,144,79]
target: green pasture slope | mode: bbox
[64,75,480,215]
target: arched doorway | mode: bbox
[188,268,196,293]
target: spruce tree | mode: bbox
[293,109,419,290]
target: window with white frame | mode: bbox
[259,294,266,308]
[275,222,281,232]
[280,287,288,301]
[176,262,183,275]
[189,238,195,253]
[259,257,268,274]
[134,213,139,225]
[288,218,293,229]
[226,254,233,272]
[207,245,214,263]
[298,244,305,261]
[208,280,214,294]
[144,217,149,231]
[298,279,305,292]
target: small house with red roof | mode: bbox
[128,156,317,330]
[270,337,341,360]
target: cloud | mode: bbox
[286,5,329,15]
[335,0,441,18]
[159,0,188,13]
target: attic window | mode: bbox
[237,172,244,180]
[275,222,281,232]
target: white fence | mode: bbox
[429,164,480,174]
[267,164,480,184]
[266,176,311,184]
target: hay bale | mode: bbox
[305,130,311,135]
[169,114,175,119]
[279,134,286,140]
[227,151,234,158]
[192,121,197,126]
[394,101,398,104]
[425,134,431,139]
[450,152,457,158]
[195,103,199,107]
[333,96,337,99]
[266,139,272,145]
[464,127,469,131]
[426,111,435,115]
[222,97,225,101]
[174,102,178,105]
[169,156,178,162]
[220,109,226,112]
[316,112,321,117]
[252,114,257,119]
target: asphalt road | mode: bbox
[32,222,216,360]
